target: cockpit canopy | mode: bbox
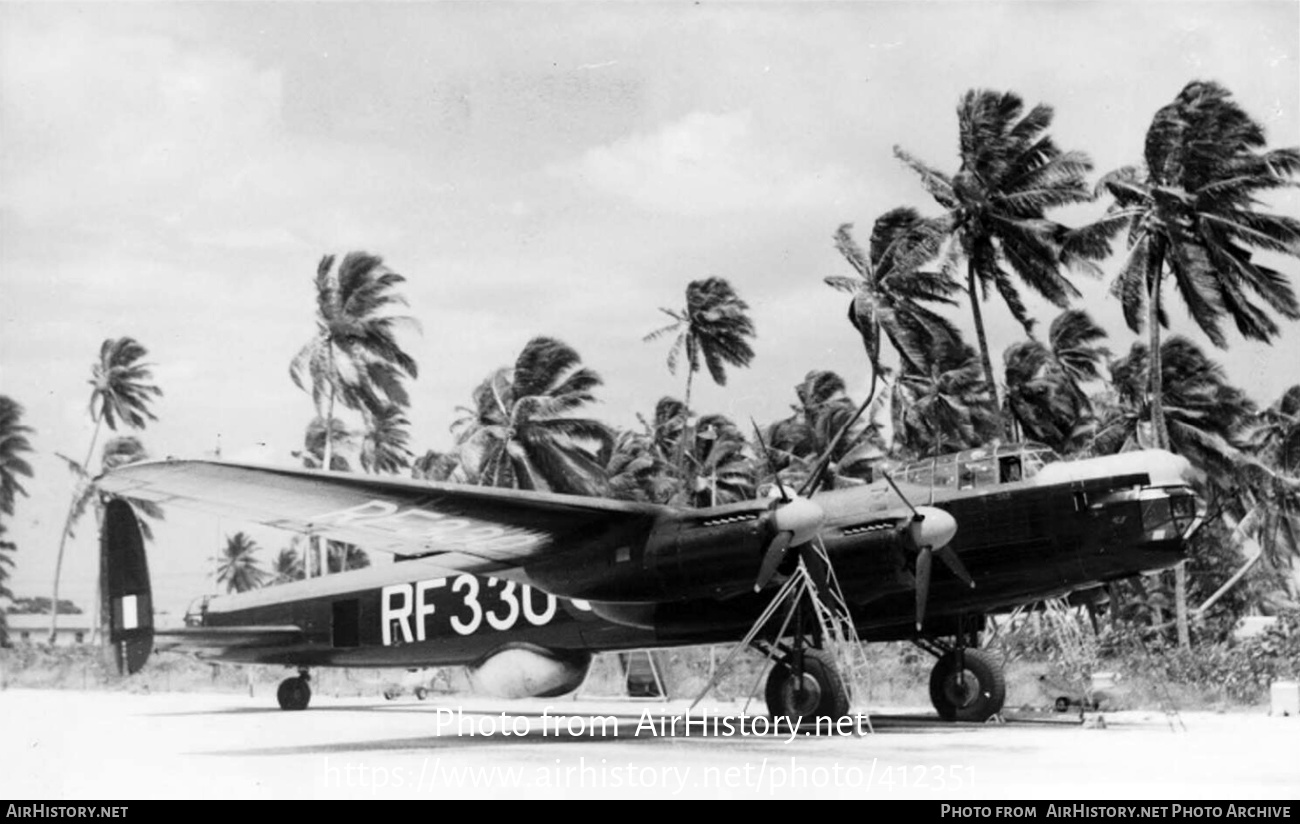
[896,443,1061,490]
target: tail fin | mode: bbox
[101,498,153,674]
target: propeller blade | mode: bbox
[754,531,794,592]
[797,372,880,498]
[915,546,933,631]
[751,419,789,503]
[936,545,975,589]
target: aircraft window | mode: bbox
[908,465,934,487]
[999,456,1024,484]
[1020,454,1043,479]
[932,462,957,487]
[958,459,996,489]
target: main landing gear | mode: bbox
[277,669,312,711]
[764,648,851,719]
[914,630,1005,722]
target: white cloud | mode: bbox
[0,22,282,220]
[0,19,442,256]
[551,110,857,216]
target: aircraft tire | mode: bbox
[414,687,428,701]
[764,649,851,720]
[277,676,312,711]
[929,649,1004,722]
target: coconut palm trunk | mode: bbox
[1148,275,1190,649]
[1146,245,1172,451]
[967,260,1003,438]
[1142,244,1187,648]
[50,416,104,643]
[314,364,338,579]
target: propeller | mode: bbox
[881,470,971,629]
[751,421,826,592]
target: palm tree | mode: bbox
[326,541,371,574]
[411,449,463,482]
[1094,336,1257,645]
[0,523,16,647]
[644,278,756,476]
[1245,386,1300,475]
[681,414,757,507]
[644,397,688,464]
[60,437,165,545]
[1095,337,1253,480]
[289,252,419,479]
[0,396,34,519]
[56,436,165,643]
[894,89,1100,434]
[1097,332,1268,642]
[360,405,413,474]
[606,429,678,504]
[761,371,885,488]
[214,532,268,594]
[893,332,998,458]
[0,397,27,648]
[1003,309,1110,451]
[1234,386,1300,571]
[286,419,371,571]
[453,337,614,496]
[52,337,161,641]
[271,544,304,585]
[294,417,353,471]
[1090,81,1300,450]
[824,211,962,377]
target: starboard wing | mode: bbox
[98,460,667,577]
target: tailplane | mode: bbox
[101,498,154,674]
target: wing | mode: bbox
[98,460,668,578]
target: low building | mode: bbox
[3,614,94,646]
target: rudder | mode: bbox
[101,498,153,674]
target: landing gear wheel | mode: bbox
[414,687,428,701]
[764,649,850,721]
[1054,696,1071,713]
[383,689,397,701]
[277,676,312,711]
[929,649,1004,722]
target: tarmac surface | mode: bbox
[2,688,1297,800]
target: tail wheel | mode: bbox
[277,676,312,711]
[928,648,1005,722]
[764,648,851,720]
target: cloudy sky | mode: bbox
[2,1,1297,620]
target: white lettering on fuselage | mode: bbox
[381,575,589,645]
[310,501,544,553]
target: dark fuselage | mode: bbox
[184,458,1196,668]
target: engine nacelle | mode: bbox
[466,645,592,699]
